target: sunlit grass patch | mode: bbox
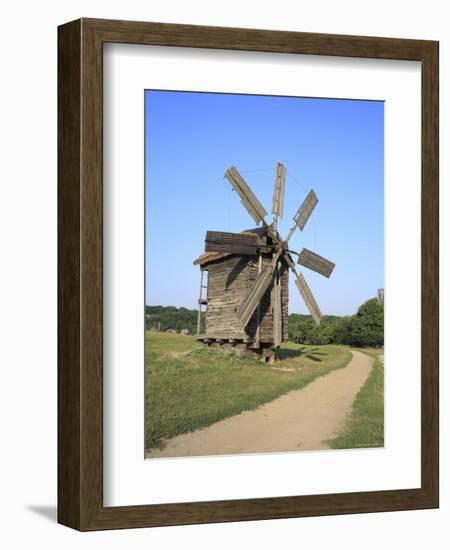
[145,332,352,450]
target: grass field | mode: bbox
[145,332,352,450]
[328,348,384,449]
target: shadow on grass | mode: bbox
[305,347,327,356]
[305,354,323,362]
[278,347,326,362]
[277,347,305,360]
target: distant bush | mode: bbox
[289,298,384,348]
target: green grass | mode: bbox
[145,332,352,450]
[328,348,384,450]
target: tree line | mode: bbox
[146,297,384,347]
[288,298,384,347]
[145,305,201,334]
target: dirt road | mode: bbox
[147,350,374,458]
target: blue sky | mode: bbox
[145,90,384,316]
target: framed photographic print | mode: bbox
[58,18,439,530]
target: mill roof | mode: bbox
[193,227,294,267]
[193,251,231,266]
[193,227,267,267]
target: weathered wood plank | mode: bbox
[272,263,282,347]
[297,248,335,278]
[236,251,281,327]
[281,264,289,342]
[196,268,205,335]
[224,166,268,225]
[205,255,253,338]
[203,247,286,344]
[272,162,286,220]
[205,231,259,255]
[293,190,318,231]
[295,272,322,325]
[255,252,263,345]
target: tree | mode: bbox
[348,298,384,347]
[333,316,353,345]
[289,316,315,344]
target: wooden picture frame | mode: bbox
[58,18,439,531]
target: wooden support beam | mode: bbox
[236,250,281,327]
[196,269,206,335]
[255,252,263,346]
[272,261,282,347]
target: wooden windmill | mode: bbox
[194,162,335,362]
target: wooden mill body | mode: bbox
[194,228,289,361]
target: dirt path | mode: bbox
[147,351,374,458]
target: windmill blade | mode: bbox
[294,272,322,326]
[271,162,286,220]
[284,189,319,244]
[293,190,318,231]
[236,251,281,327]
[224,166,268,226]
[282,250,323,325]
[205,231,259,255]
[297,248,335,278]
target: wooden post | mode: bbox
[273,260,282,347]
[256,252,262,346]
[196,269,204,335]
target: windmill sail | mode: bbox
[205,231,259,255]
[271,162,286,220]
[293,190,318,231]
[224,166,268,225]
[297,248,335,278]
[295,272,322,325]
